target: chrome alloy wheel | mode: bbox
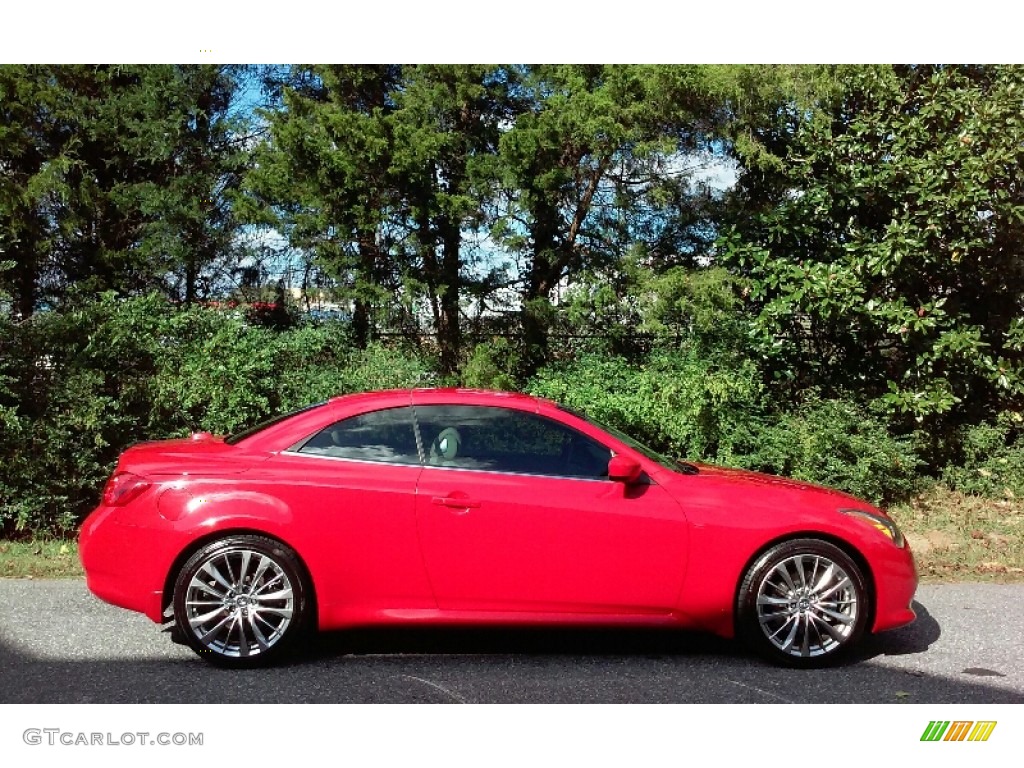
[755,554,859,658]
[184,549,295,659]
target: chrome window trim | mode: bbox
[416,461,617,484]
[280,448,621,483]
[280,450,423,469]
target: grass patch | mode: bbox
[0,539,83,579]
[891,485,1024,583]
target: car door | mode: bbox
[268,405,434,622]
[413,404,688,614]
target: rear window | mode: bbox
[296,407,420,464]
[224,402,327,445]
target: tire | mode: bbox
[172,534,311,667]
[737,538,869,668]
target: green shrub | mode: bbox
[462,338,519,391]
[942,413,1024,498]
[0,296,433,536]
[528,349,765,461]
[0,294,168,534]
[733,396,922,506]
[528,352,920,506]
[150,310,280,435]
[0,290,965,535]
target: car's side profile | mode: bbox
[79,388,918,668]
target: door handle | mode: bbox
[431,495,481,509]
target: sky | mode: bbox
[2,2,1017,64]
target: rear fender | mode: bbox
[158,484,293,529]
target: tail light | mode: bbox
[102,472,151,506]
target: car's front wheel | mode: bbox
[172,534,310,667]
[737,538,869,667]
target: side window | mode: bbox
[296,406,419,465]
[414,405,611,479]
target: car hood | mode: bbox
[678,462,880,513]
[689,462,840,493]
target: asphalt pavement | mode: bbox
[1,579,1021,703]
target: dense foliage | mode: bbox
[0,295,432,533]
[722,66,1024,427]
[3,64,1024,535]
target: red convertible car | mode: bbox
[79,388,917,668]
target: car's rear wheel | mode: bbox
[172,534,310,667]
[737,538,869,667]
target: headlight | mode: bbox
[840,508,905,547]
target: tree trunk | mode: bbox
[352,230,378,349]
[184,256,197,306]
[520,199,561,377]
[13,250,36,320]
[437,215,462,376]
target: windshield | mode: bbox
[558,406,698,474]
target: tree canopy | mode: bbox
[723,65,1024,428]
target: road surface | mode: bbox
[1,580,1021,703]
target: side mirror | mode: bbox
[608,455,642,484]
